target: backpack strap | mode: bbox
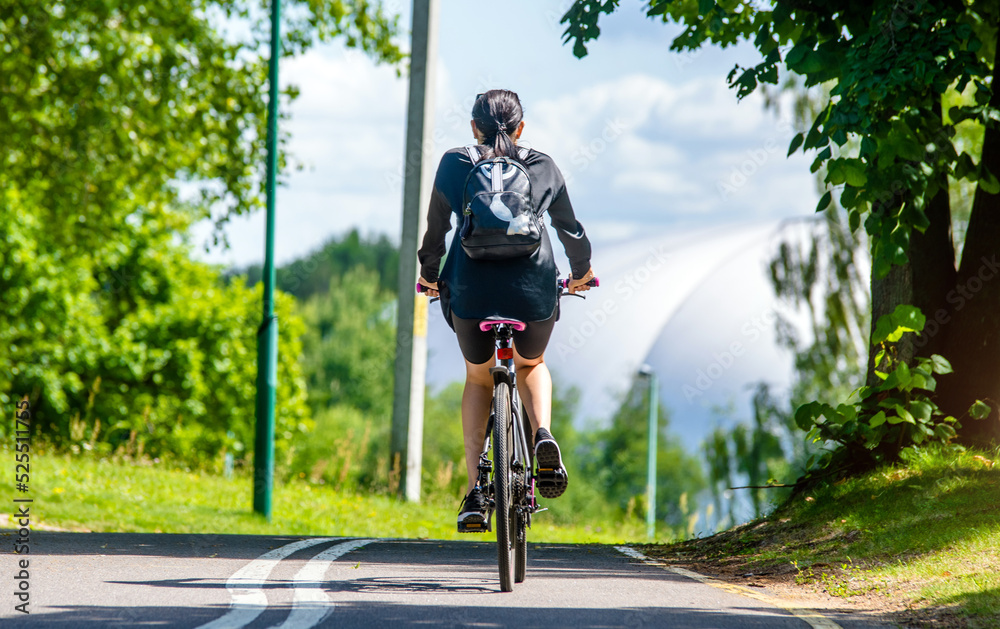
[466,144,529,162]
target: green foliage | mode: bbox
[299,267,396,416]
[288,266,396,491]
[1,194,311,468]
[562,0,999,278]
[1,0,403,243]
[1,0,404,468]
[231,229,400,301]
[420,382,467,502]
[794,309,988,478]
[703,385,803,528]
[571,376,706,532]
[770,209,871,407]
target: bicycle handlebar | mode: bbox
[557,277,600,290]
[417,277,599,297]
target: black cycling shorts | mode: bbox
[452,312,557,365]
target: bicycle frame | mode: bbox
[473,322,537,531]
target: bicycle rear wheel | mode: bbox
[492,381,515,592]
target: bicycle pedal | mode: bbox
[458,521,489,533]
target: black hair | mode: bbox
[471,89,524,163]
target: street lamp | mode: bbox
[639,364,658,539]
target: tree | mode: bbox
[1,1,404,463]
[231,229,400,301]
[299,267,397,419]
[581,375,706,531]
[562,0,1000,446]
[2,1,402,246]
[0,197,311,469]
[703,384,797,527]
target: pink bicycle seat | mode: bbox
[479,319,527,332]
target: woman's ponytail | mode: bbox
[472,89,524,163]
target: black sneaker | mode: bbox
[457,487,488,533]
[534,427,568,499]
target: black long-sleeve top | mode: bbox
[418,146,592,324]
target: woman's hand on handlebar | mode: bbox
[417,277,439,298]
[567,268,597,294]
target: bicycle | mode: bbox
[418,275,599,592]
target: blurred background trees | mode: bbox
[0,1,402,466]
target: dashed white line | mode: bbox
[196,537,341,629]
[614,545,843,629]
[267,538,374,629]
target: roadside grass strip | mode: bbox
[615,545,843,629]
[22,452,652,544]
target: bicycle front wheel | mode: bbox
[492,381,515,592]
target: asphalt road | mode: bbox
[0,532,886,628]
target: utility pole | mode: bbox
[640,365,658,539]
[253,0,281,520]
[391,0,439,502]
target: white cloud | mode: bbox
[193,34,817,269]
[612,170,701,197]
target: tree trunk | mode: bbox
[866,256,914,387]
[937,49,1000,445]
[910,176,958,359]
[865,175,956,388]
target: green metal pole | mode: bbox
[645,369,658,539]
[254,0,281,520]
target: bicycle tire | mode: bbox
[514,479,527,583]
[514,408,531,583]
[493,381,515,592]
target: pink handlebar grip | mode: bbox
[559,277,600,289]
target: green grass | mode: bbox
[7,449,652,544]
[643,446,1000,627]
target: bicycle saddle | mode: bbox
[479,318,527,332]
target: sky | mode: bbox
[192,0,819,269]
[190,1,827,449]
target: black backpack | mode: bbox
[458,145,542,260]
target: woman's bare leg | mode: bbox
[462,359,494,495]
[513,349,550,436]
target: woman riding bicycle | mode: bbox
[417,89,596,531]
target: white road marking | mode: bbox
[195,537,340,629]
[267,538,375,629]
[614,546,844,629]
